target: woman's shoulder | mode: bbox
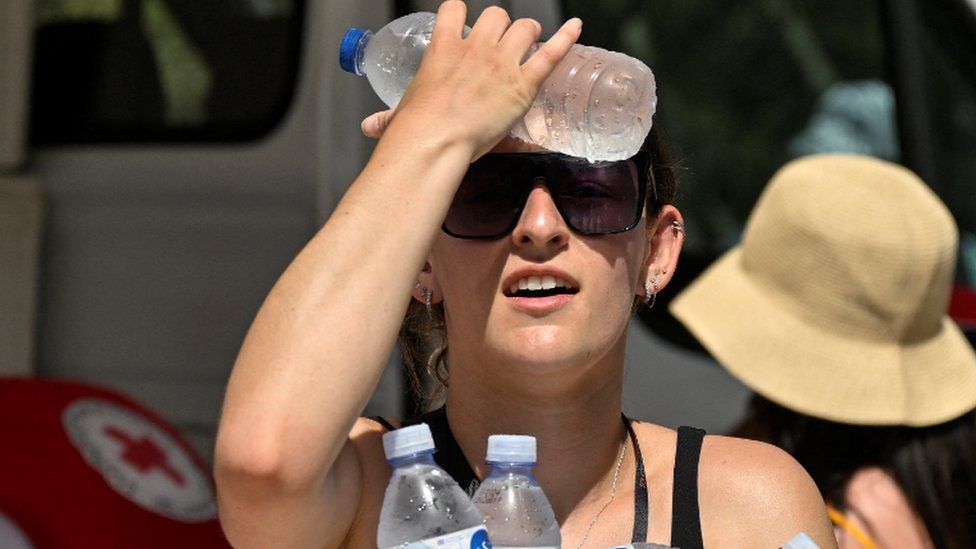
[629,422,835,546]
[339,417,399,547]
[697,433,837,547]
[348,416,398,479]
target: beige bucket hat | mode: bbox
[670,154,976,427]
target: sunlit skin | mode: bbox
[427,139,653,395]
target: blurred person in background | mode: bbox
[671,154,976,549]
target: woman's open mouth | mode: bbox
[504,275,579,298]
[503,274,579,314]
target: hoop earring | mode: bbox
[644,276,659,308]
[672,221,685,235]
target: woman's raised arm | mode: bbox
[213,3,581,547]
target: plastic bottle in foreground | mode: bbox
[339,12,656,162]
[471,435,560,548]
[378,423,491,549]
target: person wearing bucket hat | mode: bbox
[671,154,976,548]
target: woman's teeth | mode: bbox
[509,275,571,295]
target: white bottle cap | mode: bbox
[783,533,820,549]
[486,434,536,463]
[382,423,435,460]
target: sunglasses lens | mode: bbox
[553,162,642,234]
[444,154,645,239]
[443,158,527,239]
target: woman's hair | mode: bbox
[398,127,679,406]
[735,394,976,549]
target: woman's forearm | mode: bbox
[215,132,472,487]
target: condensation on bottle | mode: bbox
[471,435,560,549]
[340,12,657,162]
[376,424,490,549]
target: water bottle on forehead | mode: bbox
[340,12,657,162]
[378,424,491,549]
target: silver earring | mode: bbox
[672,221,685,235]
[416,282,433,316]
[644,276,659,308]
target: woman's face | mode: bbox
[426,137,666,375]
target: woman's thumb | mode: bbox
[361,109,396,138]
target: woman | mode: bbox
[670,154,976,548]
[214,3,836,547]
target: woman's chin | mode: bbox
[485,326,610,373]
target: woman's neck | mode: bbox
[443,336,631,522]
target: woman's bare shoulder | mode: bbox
[338,417,399,548]
[349,415,398,466]
[697,434,837,547]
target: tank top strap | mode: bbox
[368,415,396,431]
[402,406,481,496]
[625,416,649,542]
[671,426,706,549]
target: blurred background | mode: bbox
[2,0,974,474]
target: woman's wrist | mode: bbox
[375,108,482,166]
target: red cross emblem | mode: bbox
[103,426,186,487]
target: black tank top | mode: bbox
[371,407,706,548]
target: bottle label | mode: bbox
[386,525,491,549]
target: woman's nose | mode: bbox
[510,185,570,250]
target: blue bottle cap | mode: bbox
[339,28,369,75]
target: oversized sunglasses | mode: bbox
[443,152,651,240]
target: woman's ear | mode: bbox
[412,261,443,305]
[639,205,685,295]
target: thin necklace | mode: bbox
[574,433,629,549]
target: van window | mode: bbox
[31,0,304,144]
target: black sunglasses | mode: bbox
[442,152,652,240]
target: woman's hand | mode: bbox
[361,108,395,139]
[375,1,582,159]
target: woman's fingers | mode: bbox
[521,17,582,87]
[361,109,396,138]
[466,5,512,46]
[497,18,543,60]
[431,0,467,43]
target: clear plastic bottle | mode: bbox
[377,424,491,549]
[339,12,656,162]
[471,435,560,548]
